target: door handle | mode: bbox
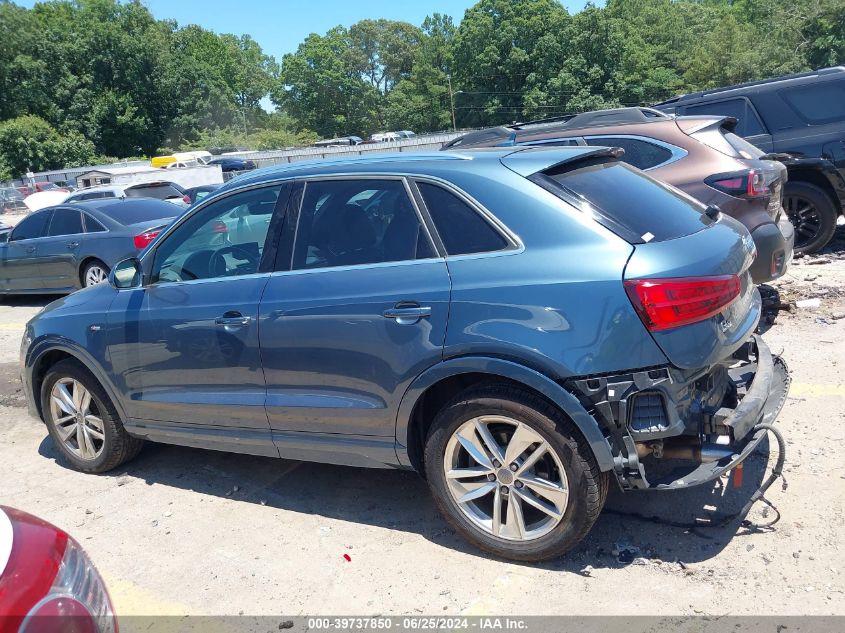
[66,241,79,249]
[215,312,252,327]
[383,304,432,325]
[25,246,36,254]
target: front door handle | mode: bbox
[383,304,432,325]
[66,241,79,249]
[25,246,36,254]
[215,311,252,327]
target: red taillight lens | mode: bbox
[211,220,228,234]
[133,230,160,250]
[625,275,741,332]
[182,195,191,204]
[707,170,770,199]
[746,169,768,196]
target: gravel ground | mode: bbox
[0,228,843,619]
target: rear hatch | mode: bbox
[517,148,759,370]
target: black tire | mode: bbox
[424,383,608,561]
[81,259,110,288]
[784,181,838,254]
[40,359,143,473]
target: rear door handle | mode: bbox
[215,311,252,327]
[25,246,36,254]
[383,304,432,325]
[66,241,79,250]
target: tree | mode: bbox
[273,27,380,137]
[0,115,95,179]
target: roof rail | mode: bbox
[510,107,672,132]
[653,66,845,106]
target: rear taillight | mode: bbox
[211,220,228,234]
[182,195,191,204]
[625,275,741,332]
[133,230,160,249]
[20,537,117,633]
[706,169,770,198]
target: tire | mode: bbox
[40,359,143,473]
[424,383,608,561]
[82,259,110,288]
[783,181,838,254]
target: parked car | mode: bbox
[0,198,177,294]
[21,148,789,561]
[33,181,69,193]
[443,107,794,284]
[313,136,362,148]
[64,181,191,207]
[370,132,400,142]
[0,506,117,632]
[207,157,257,172]
[396,130,416,138]
[654,67,845,252]
[184,184,221,205]
[1,187,28,213]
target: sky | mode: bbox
[16,0,595,62]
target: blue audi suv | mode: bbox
[21,147,789,561]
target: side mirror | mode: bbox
[110,257,142,289]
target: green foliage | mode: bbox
[0,115,95,179]
[0,0,843,172]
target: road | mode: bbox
[1,237,844,620]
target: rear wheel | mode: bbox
[424,384,607,561]
[82,259,110,288]
[784,181,838,254]
[40,359,143,473]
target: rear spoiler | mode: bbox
[674,115,738,135]
[500,146,624,177]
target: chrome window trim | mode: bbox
[582,134,688,170]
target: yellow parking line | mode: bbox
[790,383,845,398]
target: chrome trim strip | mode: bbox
[582,134,688,170]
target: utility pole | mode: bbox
[447,74,457,132]
[240,110,249,147]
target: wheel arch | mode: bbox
[28,339,124,423]
[785,167,842,216]
[396,357,615,475]
[78,256,109,287]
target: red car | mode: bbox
[0,506,117,633]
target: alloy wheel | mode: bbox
[84,265,108,287]
[49,378,105,460]
[443,415,569,541]
[784,195,822,250]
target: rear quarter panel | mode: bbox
[433,166,668,378]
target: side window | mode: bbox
[10,211,50,240]
[83,214,107,233]
[47,209,83,236]
[152,185,282,283]
[291,179,434,270]
[417,182,508,255]
[684,98,766,136]
[585,137,673,170]
[780,81,845,125]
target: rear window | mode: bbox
[584,137,674,170]
[691,128,764,159]
[684,98,766,136]
[126,184,183,200]
[780,81,845,124]
[100,203,175,226]
[533,160,712,243]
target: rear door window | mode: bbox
[416,182,508,255]
[83,214,107,232]
[780,81,845,125]
[684,98,767,136]
[584,137,674,170]
[47,209,83,236]
[532,159,712,244]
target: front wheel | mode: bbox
[424,384,607,561]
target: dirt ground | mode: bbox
[1,226,844,619]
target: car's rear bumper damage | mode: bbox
[567,334,790,491]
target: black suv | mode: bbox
[655,67,845,253]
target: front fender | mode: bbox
[25,336,126,422]
[394,356,615,472]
